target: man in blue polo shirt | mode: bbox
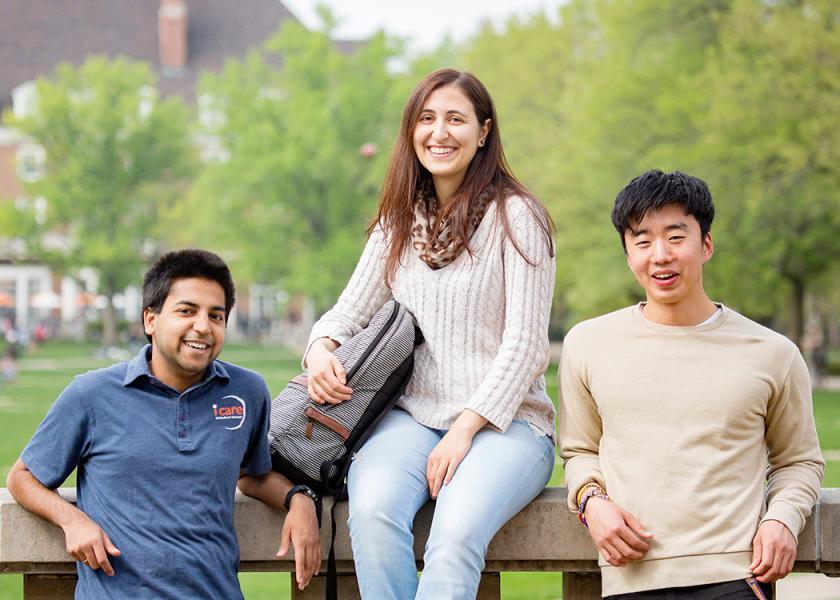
[7,249,322,598]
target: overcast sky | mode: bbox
[281,1,566,53]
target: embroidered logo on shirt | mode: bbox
[212,395,247,430]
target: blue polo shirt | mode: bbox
[21,345,272,599]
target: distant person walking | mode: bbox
[559,170,824,599]
[0,348,16,386]
[303,69,556,599]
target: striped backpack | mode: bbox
[268,300,421,495]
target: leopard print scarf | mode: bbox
[411,183,494,269]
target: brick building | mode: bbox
[0,0,320,338]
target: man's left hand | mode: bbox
[750,519,797,583]
[277,494,321,591]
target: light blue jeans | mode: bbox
[346,408,555,600]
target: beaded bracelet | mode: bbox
[577,486,609,528]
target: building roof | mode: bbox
[0,0,301,108]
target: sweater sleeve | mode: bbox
[464,199,555,432]
[303,227,393,366]
[761,349,825,539]
[557,325,606,512]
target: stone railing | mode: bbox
[1,487,838,599]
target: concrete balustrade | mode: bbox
[1,487,838,599]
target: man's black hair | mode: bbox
[142,249,235,341]
[611,169,715,252]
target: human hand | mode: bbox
[426,429,474,499]
[305,340,352,405]
[62,512,121,576]
[277,494,322,590]
[750,519,797,583]
[584,497,653,567]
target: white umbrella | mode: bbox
[30,290,60,309]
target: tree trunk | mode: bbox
[102,294,118,348]
[790,275,805,350]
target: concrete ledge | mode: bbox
[0,487,599,572]
[2,487,838,597]
[2,487,839,571]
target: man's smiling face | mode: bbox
[624,203,714,317]
[143,277,227,392]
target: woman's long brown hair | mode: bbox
[368,68,555,284]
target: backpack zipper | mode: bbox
[345,302,400,382]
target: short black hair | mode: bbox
[611,169,715,252]
[142,249,235,341]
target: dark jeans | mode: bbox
[606,578,773,600]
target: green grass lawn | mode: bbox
[1,341,838,599]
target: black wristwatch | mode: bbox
[284,484,320,511]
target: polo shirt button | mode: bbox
[179,429,187,437]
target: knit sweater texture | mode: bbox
[559,305,824,596]
[307,196,556,438]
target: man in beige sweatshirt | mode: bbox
[559,170,824,599]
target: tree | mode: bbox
[2,56,194,346]
[179,14,408,313]
[467,0,730,327]
[453,0,839,343]
[457,2,591,331]
[696,0,840,345]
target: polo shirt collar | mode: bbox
[122,344,231,387]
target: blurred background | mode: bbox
[1,0,838,363]
[0,1,837,598]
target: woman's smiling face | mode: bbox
[413,84,490,200]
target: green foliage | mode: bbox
[180,16,407,312]
[1,2,833,339]
[460,10,570,193]
[0,56,194,344]
[695,0,840,340]
[453,0,839,336]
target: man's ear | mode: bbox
[143,308,156,338]
[702,232,714,263]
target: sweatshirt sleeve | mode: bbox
[761,349,825,539]
[303,227,393,367]
[558,326,606,512]
[464,199,555,432]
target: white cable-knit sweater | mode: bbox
[306,196,557,439]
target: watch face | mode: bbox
[288,485,318,505]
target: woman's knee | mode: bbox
[349,466,427,537]
[348,488,404,530]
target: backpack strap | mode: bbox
[321,456,343,493]
[325,485,349,600]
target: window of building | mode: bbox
[16,143,46,182]
[138,86,156,120]
[198,93,226,132]
[12,81,38,119]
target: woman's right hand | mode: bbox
[305,339,353,404]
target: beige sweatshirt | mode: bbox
[307,197,556,438]
[559,304,824,596]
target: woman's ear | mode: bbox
[481,119,492,142]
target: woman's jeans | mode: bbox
[346,408,555,600]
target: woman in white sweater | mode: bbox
[304,68,556,600]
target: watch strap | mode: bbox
[284,484,319,510]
